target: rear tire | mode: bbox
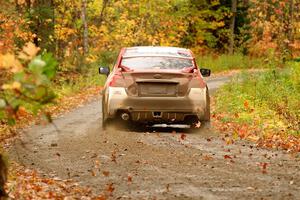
[200,89,211,129]
[203,90,210,122]
[190,89,210,132]
[102,114,108,131]
[101,102,112,131]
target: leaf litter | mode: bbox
[212,97,300,153]
[7,162,104,199]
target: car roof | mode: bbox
[123,46,193,59]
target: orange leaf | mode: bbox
[127,175,132,183]
[106,183,115,194]
[180,133,186,140]
[260,162,268,174]
[16,106,28,118]
[91,170,96,177]
[102,171,110,177]
[95,195,107,200]
[224,155,232,159]
[247,135,259,142]
[111,151,117,163]
[202,155,213,160]
[244,100,249,109]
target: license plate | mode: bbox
[139,83,177,96]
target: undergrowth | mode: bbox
[214,62,300,135]
[197,54,266,73]
[54,62,107,98]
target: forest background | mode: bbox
[0,0,300,196]
[0,0,299,139]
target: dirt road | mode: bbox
[10,77,300,199]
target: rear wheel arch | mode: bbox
[203,86,210,122]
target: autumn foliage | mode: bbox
[0,0,300,198]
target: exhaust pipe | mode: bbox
[120,113,130,121]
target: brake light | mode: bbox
[108,69,125,87]
[108,73,122,87]
[192,73,206,88]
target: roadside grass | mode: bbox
[53,63,106,98]
[53,50,118,98]
[54,51,118,99]
[197,54,266,73]
[214,61,300,139]
[0,62,106,141]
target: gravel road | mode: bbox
[10,76,300,199]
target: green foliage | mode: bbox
[197,54,265,72]
[54,63,106,98]
[0,52,57,124]
[178,0,230,51]
[215,63,300,135]
[2,0,300,137]
[96,51,119,68]
[27,1,55,51]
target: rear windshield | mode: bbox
[121,57,194,70]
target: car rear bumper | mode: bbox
[106,87,208,122]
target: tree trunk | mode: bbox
[99,0,109,25]
[229,0,237,54]
[288,0,294,43]
[15,0,20,11]
[25,0,31,10]
[82,0,89,55]
[283,0,295,59]
[28,0,55,52]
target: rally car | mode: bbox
[99,46,211,130]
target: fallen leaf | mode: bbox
[94,195,107,200]
[259,162,268,174]
[91,170,96,177]
[180,133,186,140]
[247,135,259,142]
[166,184,170,192]
[225,137,233,145]
[202,155,213,161]
[102,171,110,177]
[106,183,115,195]
[244,100,249,109]
[16,106,28,118]
[127,175,132,183]
[91,153,97,158]
[224,155,232,159]
[51,143,58,147]
[94,160,100,168]
[111,151,117,163]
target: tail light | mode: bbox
[108,66,132,87]
[108,74,121,87]
[108,71,124,87]
[192,73,206,88]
